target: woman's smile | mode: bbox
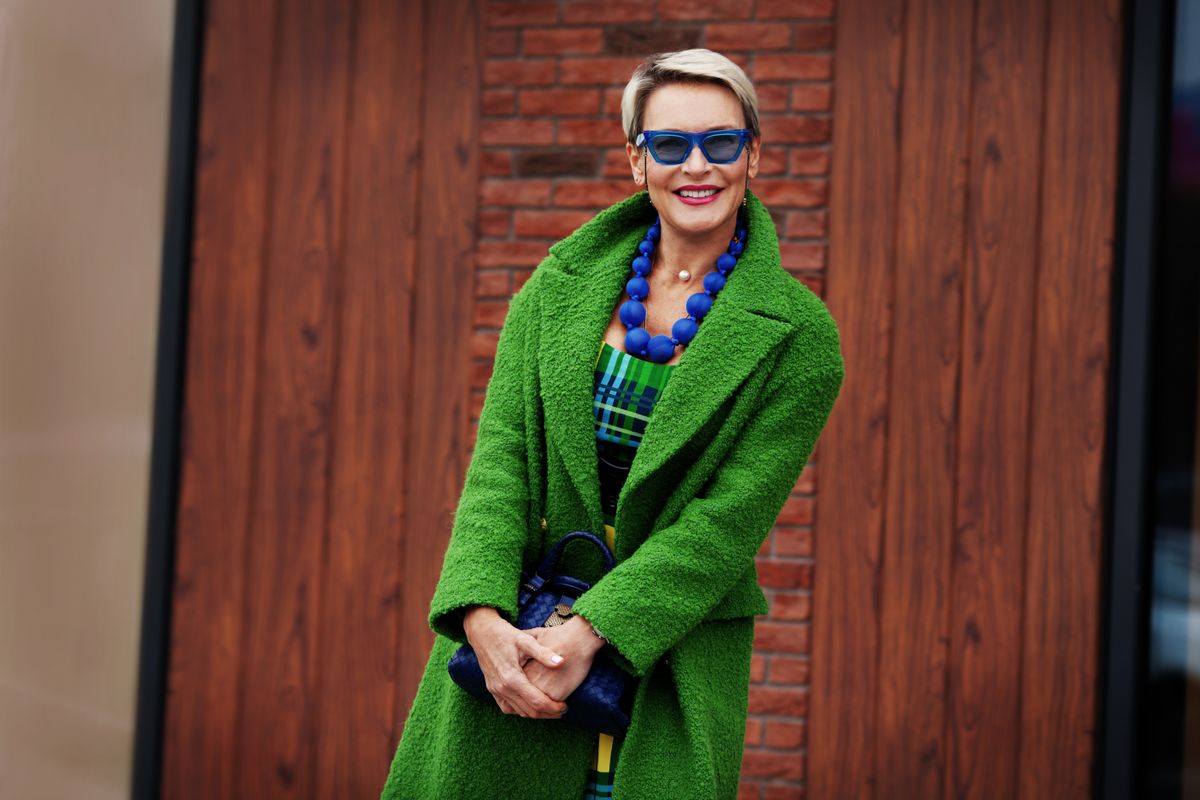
[674,184,723,204]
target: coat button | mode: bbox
[540,517,548,530]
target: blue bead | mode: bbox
[619,300,646,327]
[638,239,655,255]
[626,276,649,301]
[632,255,651,276]
[737,228,747,241]
[647,335,675,363]
[729,241,744,256]
[703,272,726,293]
[686,292,713,319]
[672,317,698,344]
[647,224,660,241]
[624,327,651,355]
[717,253,736,272]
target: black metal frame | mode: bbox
[1098,0,1176,797]
[130,1,204,797]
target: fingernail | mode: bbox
[551,654,563,664]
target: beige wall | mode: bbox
[0,0,174,797]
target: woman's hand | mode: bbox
[462,606,569,719]
[524,614,606,702]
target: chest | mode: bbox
[600,282,698,368]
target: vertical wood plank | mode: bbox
[394,0,481,731]
[312,0,425,795]
[874,0,975,795]
[161,1,277,796]
[234,0,352,796]
[944,0,1047,797]
[1018,0,1122,796]
[811,0,905,795]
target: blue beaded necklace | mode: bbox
[618,213,747,364]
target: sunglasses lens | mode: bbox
[650,135,691,163]
[703,133,742,162]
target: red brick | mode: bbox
[519,88,600,116]
[487,2,559,27]
[758,536,772,558]
[794,21,835,49]
[752,179,826,207]
[748,685,808,716]
[773,526,812,558]
[482,118,554,145]
[756,53,832,80]
[780,242,824,269]
[765,720,806,749]
[475,270,511,298]
[607,26,702,55]
[476,240,550,267]
[524,27,604,55]
[788,147,829,175]
[470,390,485,418]
[477,209,511,237]
[471,299,510,328]
[483,88,515,116]
[784,210,827,237]
[471,330,500,359]
[558,118,623,145]
[756,83,790,113]
[750,653,767,682]
[513,269,535,291]
[486,29,518,56]
[740,751,804,782]
[603,148,634,176]
[769,655,810,685]
[738,784,762,800]
[796,462,816,493]
[757,149,787,176]
[513,210,595,238]
[770,591,810,621]
[471,358,494,390]
[480,151,513,177]
[764,786,806,800]
[562,1,654,23]
[753,621,809,653]
[756,0,834,18]
[603,87,625,115]
[485,59,557,86]
[480,179,551,206]
[660,0,751,20]
[745,717,763,745]
[774,494,811,525]
[553,179,636,208]
[559,56,644,85]
[798,274,824,297]
[791,83,832,111]
[761,116,830,145]
[705,22,792,50]
[755,559,812,589]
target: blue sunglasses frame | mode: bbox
[635,129,753,165]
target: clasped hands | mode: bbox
[462,605,605,719]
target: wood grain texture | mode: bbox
[161,1,277,796]
[1018,0,1121,796]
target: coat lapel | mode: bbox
[537,191,793,530]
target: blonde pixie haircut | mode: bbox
[620,48,761,145]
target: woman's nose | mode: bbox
[682,142,710,176]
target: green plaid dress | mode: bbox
[583,339,676,799]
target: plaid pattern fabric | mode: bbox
[583,341,675,798]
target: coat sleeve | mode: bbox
[570,316,845,677]
[427,276,540,645]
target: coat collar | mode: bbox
[537,190,794,531]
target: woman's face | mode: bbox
[626,82,760,240]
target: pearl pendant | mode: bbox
[678,268,691,282]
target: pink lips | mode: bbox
[674,185,723,206]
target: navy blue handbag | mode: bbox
[447,530,636,734]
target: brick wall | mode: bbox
[473,2,834,797]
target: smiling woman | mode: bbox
[380,49,845,800]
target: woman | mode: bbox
[380,49,844,800]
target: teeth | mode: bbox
[679,188,718,198]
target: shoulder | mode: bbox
[767,273,845,390]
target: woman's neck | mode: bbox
[653,217,739,286]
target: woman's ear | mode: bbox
[626,141,644,185]
[747,136,761,180]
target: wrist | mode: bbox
[568,613,608,655]
[462,605,501,639]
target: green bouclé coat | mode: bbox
[380,190,845,800]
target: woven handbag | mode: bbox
[447,530,635,734]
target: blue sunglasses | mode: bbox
[636,129,753,165]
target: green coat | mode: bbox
[380,190,845,800]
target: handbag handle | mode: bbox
[519,530,615,601]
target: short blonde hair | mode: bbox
[620,49,760,145]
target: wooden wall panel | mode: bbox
[815,0,1122,797]
[163,0,479,797]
